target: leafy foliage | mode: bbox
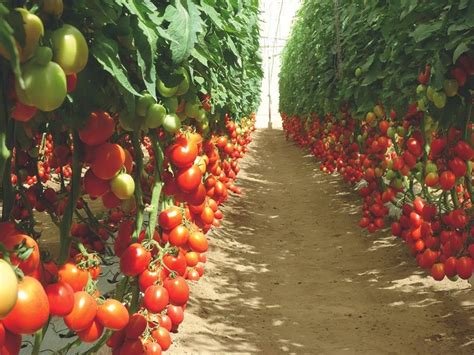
[279,0,474,122]
[1,0,263,126]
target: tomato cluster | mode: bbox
[0,113,255,354]
[282,56,474,282]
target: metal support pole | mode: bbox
[267,56,272,129]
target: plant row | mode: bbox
[0,0,262,354]
[280,0,473,282]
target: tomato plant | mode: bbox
[0,0,260,352]
[280,0,474,286]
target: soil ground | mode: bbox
[169,129,474,355]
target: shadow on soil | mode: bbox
[175,130,474,354]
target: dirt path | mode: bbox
[170,129,474,355]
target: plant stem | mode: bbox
[147,132,164,239]
[31,328,43,355]
[58,132,82,264]
[131,132,144,241]
[83,330,112,354]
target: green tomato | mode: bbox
[387,127,396,138]
[391,178,403,190]
[157,79,178,98]
[417,97,427,111]
[136,93,155,117]
[432,91,446,109]
[51,24,89,74]
[357,134,363,143]
[111,173,135,200]
[15,55,67,112]
[163,97,178,113]
[198,120,210,135]
[184,102,200,118]
[162,113,181,134]
[0,8,44,63]
[397,126,405,137]
[426,86,435,102]
[145,103,166,129]
[0,259,18,318]
[175,68,190,96]
[425,162,437,174]
[416,84,426,95]
[195,109,207,123]
[355,67,362,77]
[443,79,458,97]
[42,0,64,17]
[385,169,395,181]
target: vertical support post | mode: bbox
[267,56,272,129]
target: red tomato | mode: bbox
[11,101,37,122]
[120,339,145,354]
[58,262,89,292]
[91,143,126,180]
[3,277,49,334]
[106,329,125,349]
[1,234,40,275]
[187,268,200,281]
[0,330,21,355]
[166,305,184,326]
[120,244,151,277]
[151,327,172,351]
[186,183,207,206]
[448,157,467,178]
[158,207,182,230]
[79,111,115,146]
[169,137,198,168]
[138,268,165,292]
[185,251,199,267]
[454,140,474,160]
[144,341,162,354]
[102,191,122,209]
[64,291,97,331]
[78,319,104,343]
[431,263,445,281]
[143,286,169,313]
[0,322,4,347]
[188,231,208,253]
[169,225,189,247]
[439,171,456,190]
[163,251,187,276]
[158,314,172,331]
[163,276,189,306]
[456,257,473,279]
[125,313,147,339]
[176,165,202,193]
[96,299,129,330]
[83,168,110,197]
[46,281,75,316]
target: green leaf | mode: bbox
[91,33,140,96]
[200,0,224,29]
[410,22,443,43]
[191,47,208,66]
[0,17,22,87]
[453,42,469,64]
[164,0,203,64]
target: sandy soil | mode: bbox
[169,129,474,355]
